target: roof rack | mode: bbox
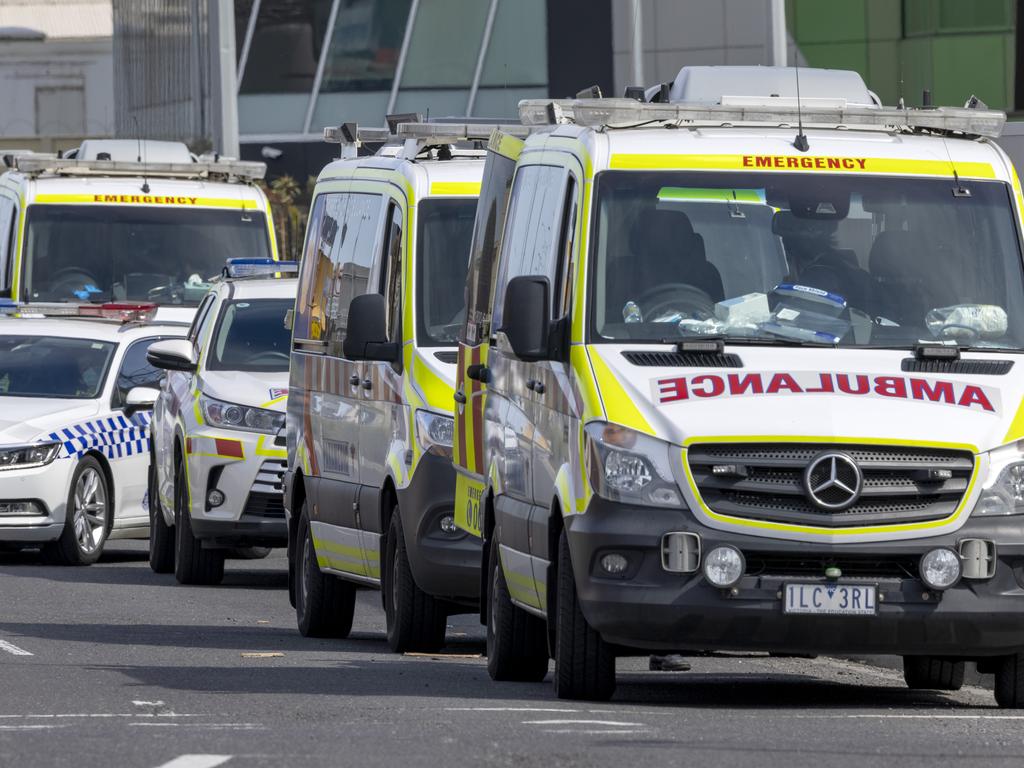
[323,114,531,160]
[518,98,1006,139]
[7,155,267,182]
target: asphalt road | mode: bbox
[1,542,1022,768]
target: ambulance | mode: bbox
[284,120,526,650]
[453,65,1024,706]
[0,140,276,320]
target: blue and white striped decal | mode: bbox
[48,412,152,461]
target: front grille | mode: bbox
[901,358,1013,375]
[251,459,286,495]
[622,350,743,368]
[687,443,974,528]
[745,553,920,579]
[243,492,285,519]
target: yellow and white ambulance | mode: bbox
[0,140,276,320]
[454,65,1024,706]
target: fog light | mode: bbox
[703,546,744,587]
[439,514,457,534]
[920,548,961,590]
[600,553,629,575]
[207,489,225,508]
[0,500,43,516]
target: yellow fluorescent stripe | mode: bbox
[255,435,287,459]
[429,181,481,196]
[312,537,380,562]
[412,352,454,410]
[609,153,997,179]
[1004,398,1024,442]
[260,395,287,408]
[588,347,653,434]
[33,193,261,208]
[682,435,980,536]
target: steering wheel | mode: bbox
[247,351,289,365]
[46,268,100,299]
[635,283,716,321]
[933,323,980,343]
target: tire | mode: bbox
[995,653,1024,708]
[173,454,225,585]
[295,505,356,638]
[902,656,965,691]
[148,461,175,574]
[384,510,447,653]
[553,530,615,701]
[44,456,111,566]
[485,538,548,682]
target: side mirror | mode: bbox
[124,386,159,415]
[146,338,196,372]
[500,276,551,361]
[343,293,400,362]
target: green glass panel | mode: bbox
[790,0,866,43]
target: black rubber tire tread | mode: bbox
[44,456,109,566]
[384,510,447,653]
[295,506,356,638]
[995,653,1024,708]
[902,656,965,691]
[553,530,615,701]
[485,538,549,682]
[173,456,225,585]
[148,461,175,574]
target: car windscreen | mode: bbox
[22,204,272,305]
[208,298,293,372]
[416,198,477,346]
[590,171,1024,350]
[0,335,115,399]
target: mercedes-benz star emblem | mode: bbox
[803,452,863,511]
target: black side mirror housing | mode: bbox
[500,276,552,361]
[343,293,400,363]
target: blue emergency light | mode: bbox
[0,297,17,315]
[223,258,299,279]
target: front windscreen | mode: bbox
[590,171,1024,350]
[208,298,293,372]
[0,336,115,398]
[22,205,272,305]
[416,198,477,346]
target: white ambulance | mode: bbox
[454,66,1024,706]
[0,140,276,320]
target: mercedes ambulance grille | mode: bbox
[687,443,974,527]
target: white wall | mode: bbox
[0,37,114,139]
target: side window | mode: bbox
[0,196,14,294]
[294,193,327,342]
[112,337,171,408]
[554,176,579,318]
[326,192,384,354]
[188,294,215,346]
[492,165,567,330]
[379,201,403,342]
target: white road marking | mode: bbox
[133,700,165,707]
[0,640,32,656]
[523,719,645,727]
[0,724,67,731]
[541,729,653,735]
[793,714,1024,720]
[152,755,233,768]
[445,707,578,712]
[131,723,261,730]
[0,713,203,720]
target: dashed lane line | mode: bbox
[0,639,32,656]
[152,755,233,768]
[523,719,646,727]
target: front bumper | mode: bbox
[397,452,480,603]
[0,459,76,542]
[567,499,1024,657]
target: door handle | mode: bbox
[349,374,360,387]
[526,379,545,395]
[361,378,373,391]
[454,390,467,405]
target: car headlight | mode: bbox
[200,394,285,435]
[976,442,1024,516]
[0,442,61,471]
[584,422,682,507]
[416,410,454,457]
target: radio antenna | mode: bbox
[793,62,809,152]
[132,116,150,193]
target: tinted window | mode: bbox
[0,336,115,399]
[238,0,333,94]
[208,299,294,372]
[0,196,14,293]
[416,198,476,346]
[113,337,171,408]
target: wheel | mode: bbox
[553,530,615,700]
[173,454,224,585]
[383,510,447,653]
[44,456,111,566]
[485,537,548,681]
[902,656,965,691]
[995,653,1024,708]
[295,504,356,638]
[148,461,175,574]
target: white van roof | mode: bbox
[75,140,194,164]
[668,65,878,107]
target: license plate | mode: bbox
[783,583,877,616]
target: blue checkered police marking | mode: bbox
[48,412,152,460]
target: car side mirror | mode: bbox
[146,338,196,372]
[125,386,160,415]
[343,293,400,362]
[499,276,551,361]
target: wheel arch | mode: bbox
[80,450,115,533]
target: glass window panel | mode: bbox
[399,0,489,88]
[318,0,414,93]
[479,0,547,87]
[239,0,333,94]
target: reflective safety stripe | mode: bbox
[311,521,380,579]
[412,352,454,411]
[48,411,151,460]
[254,434,286,459]
[33,193,263,208]
[185,435,245,460]
[428,182,481,196]
[500,544,542,610]
[588,346,653,435]
[609,153,997,179]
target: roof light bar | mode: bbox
[223,258,299,279]
[517,98,1006,138]
[77,302,158,323]
[9,156,266,182]
[394,122,532,142]
[322,125,392,145]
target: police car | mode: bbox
[147,260,297,585]
[0,302,187,564]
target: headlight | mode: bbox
[0,442,60,471]
[416,410,454,457]
[200,394,285,435]
[976,442,1024,516]
[584,422,682,507]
